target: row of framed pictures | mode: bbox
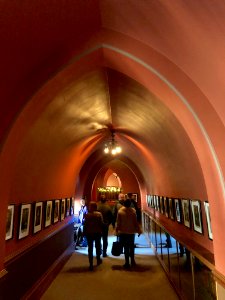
[146,195,213,240]
[6,197,74,241]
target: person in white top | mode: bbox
[116,198,142,268]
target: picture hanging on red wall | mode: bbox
[44,201,52,227]
[174,199,181,223]
[66,198,70,217]
[191,200,203,234]
[18,203,31,239]
[61,199,66,221]
[204,201,213,240]
[181,199,191,228]
[159,196,164,214]
[53,200,60,224]
[168,198,175,220]
[132,193,138,202]
[70,197,74,215]
[155,196,159,211]
[33,202,43,234]
[164,197,168,217]
[5,204,15,240]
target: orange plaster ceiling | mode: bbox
[1,0,225,202]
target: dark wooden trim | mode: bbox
[0,222,74,299]
[21,243,74,300]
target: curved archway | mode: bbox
[0,41,223,270]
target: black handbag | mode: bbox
[111,236,123,256]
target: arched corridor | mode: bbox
[0,1,225,299]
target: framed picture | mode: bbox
[33,202,43,234]
[66,198,71,217]
[155,196,159,211]
[153,195,156,210]
[5,204,15,240]
[204,201,213,240]
[18,203,31,239]
[159,196,164,214]
[163,197,168,217]
[191,200,203,234]
[174,199,182,223]
[45,201,53,227]
[61,199,66,220]
[168,198,175,220]
[71,197,74,215]
[149,195,154,208]
[53,200,60,223]
[181,199,191,228]
[153,195,157,209]
[132,193,138,202]
[150,195,154,208]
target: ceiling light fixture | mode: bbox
[103,130,122,155]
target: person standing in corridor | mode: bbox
[83,201,104,271]
[112,193,125,228]
[97,195,113,257]
[116,198,142,268]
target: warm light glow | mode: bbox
[103,131,122,155]
[116,146,122,153]
[98,186,122,193]
[111,148,117,155]
[104,146,109,153]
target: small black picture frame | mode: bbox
[66,198,70,217]
[159,196,164,214]
[191,200,203,234]
[18,203,31,239]
[174,198,182,223]
[44,200,53,228]
[181,199,191,228]
[204,201,213,240]
[5,204,15,240]
[168,198,175,220]
[33,201,43,234]
[70,197,74,215]
[155,195,159,211]
[53,200,60,223]
[164,197,168,217]
[61,199,66,221]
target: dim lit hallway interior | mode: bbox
[1,1,225,299]
[41,231,179,300]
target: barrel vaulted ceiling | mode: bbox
[1,2,225,261]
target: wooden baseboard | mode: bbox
[21,243,74,300]
[0,268,8,279]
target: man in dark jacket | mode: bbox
[83,201,104,270]
[97,195,113,257]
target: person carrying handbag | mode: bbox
[116,198,142,268]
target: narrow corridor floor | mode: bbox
[41,233,179,300]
